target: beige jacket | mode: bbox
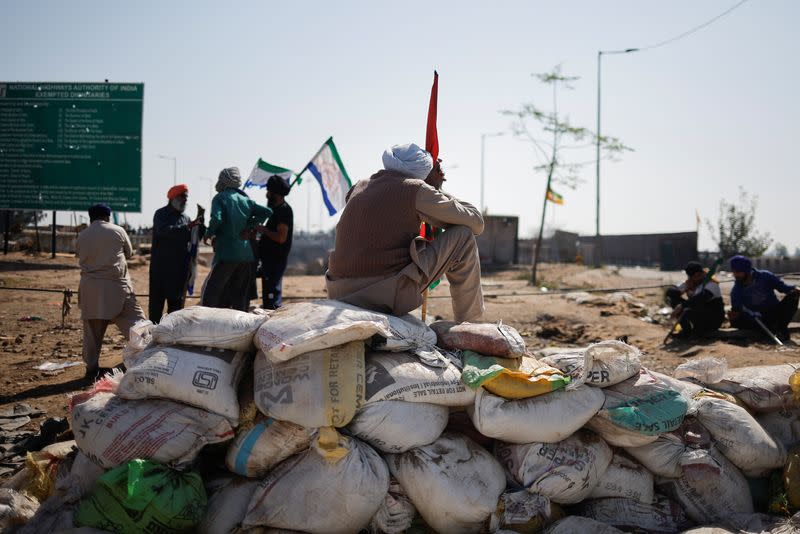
[76,220,136,320]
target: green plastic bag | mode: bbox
[75,459,207,533]
[607,390,687,435]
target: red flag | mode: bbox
[425,70,439,160]
[421,71,439,242]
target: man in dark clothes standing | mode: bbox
[149,184,205,322]
[255,174,294,309]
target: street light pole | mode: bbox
[595,47,638,265]
[595,51,602,240]
[480,132,504,213]
[157,154,177,185]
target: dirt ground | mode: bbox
[1,251,798,451]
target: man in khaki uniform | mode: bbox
[326,143,484,322]
[76,204,145,379]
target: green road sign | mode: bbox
[0,82,143,212]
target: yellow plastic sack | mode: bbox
[19,452,58,502]
[693,388,751,411]
[461,352,570,400]
[790,370,800,402]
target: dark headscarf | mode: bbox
[88,203,111,220]
[729,255,753,273]
[266,174,291,196]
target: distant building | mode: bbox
[578,231,698,270]
[476,215,519,265]
[517,230,579,265]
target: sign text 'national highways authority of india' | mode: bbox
[0,82,143,212]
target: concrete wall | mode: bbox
[517,230,579,265]
[578,232,698,270]
[476,215,518,265]
[14,229,79,254]
[751,257,800,274]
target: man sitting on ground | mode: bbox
[728,254,799,341]
[326,143,484,322]
[665,261,725,338]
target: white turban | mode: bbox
[382,143,433,179]
[216,167,242,192]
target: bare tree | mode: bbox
[706,188,772,259]
[502,65,631,284]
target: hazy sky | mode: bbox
[2,0,797,252]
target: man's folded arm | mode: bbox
[416,183,484,235]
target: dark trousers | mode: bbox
[666,286,725,336]
[730,292,799,335]
[260,259,288,309]
[201,261,255,312]
[148,275,185,324]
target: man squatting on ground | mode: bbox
[728,254,799,341]
[76,203,146,379]
[665,261,725,338]
[326,143,485,322]
[201,167,272,311]
[149,184,205,323]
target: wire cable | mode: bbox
[638,0,750,51]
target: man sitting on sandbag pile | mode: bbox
[326,143,485,322]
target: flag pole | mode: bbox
[421,70,439,323]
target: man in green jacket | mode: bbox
[201,167,272,311]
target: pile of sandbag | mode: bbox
[7,301,800,534]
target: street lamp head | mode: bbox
[600,47,640,56]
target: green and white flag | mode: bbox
[245,158,294,188]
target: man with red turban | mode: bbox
[148,184,205,322]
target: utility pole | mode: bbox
[51,210,56,258]
[3,211,10,255]
[595,48,638,266]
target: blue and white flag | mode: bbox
[301,137,352,215]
